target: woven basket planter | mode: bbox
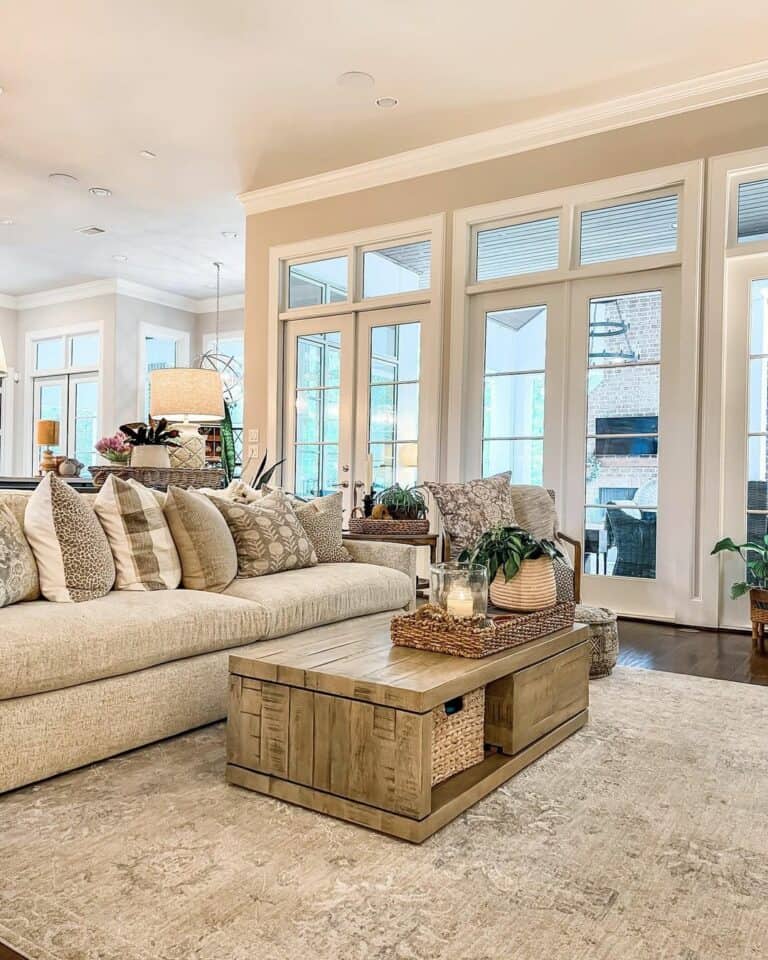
[575,604,619,678]
[489,557,556,612]
[347,517,430,535]
[431,688,485,785]
[90,463,225,492]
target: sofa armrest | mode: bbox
[344,540,418,608]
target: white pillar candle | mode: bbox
[446,585,474,619]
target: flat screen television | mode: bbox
[594,416,658,456]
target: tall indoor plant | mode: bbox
[460,524,563,612]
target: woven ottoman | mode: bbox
[575,604,619,678]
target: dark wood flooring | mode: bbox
[618,619,768,685]
[0,620,765,960]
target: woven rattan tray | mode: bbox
[90,463,225,491]
[391,602,576,658]
[348,517,430,535]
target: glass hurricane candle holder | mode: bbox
[429,562,489,619]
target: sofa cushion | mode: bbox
[94,476,181,591]
[294,491,351,563]
[164,485,237,592]
[0,589,267,700]
[224,563,412,639]
[209,488,317,578]
[424,472,515,555]
[0,505,39,607]
[24,473,116,603]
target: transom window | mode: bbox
[475,216,559,282]
[579,194,678,265]
[288,257,349,309]
[737,179,768,245]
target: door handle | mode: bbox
[333,481,350,489]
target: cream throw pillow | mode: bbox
[164,485,237,592]
[0,505,39,607]
[209,488,317,578]
[25,473,116,603]
[293,491,351,563]
[94,475,181,591]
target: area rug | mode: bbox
[1,667,766,960]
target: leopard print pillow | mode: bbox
[293,492,351,563]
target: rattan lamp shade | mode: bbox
[36,420,60,446]
[149,368,224,422]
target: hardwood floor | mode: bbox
[0,620,763,960]
[618,619,768,685]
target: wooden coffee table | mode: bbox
[227,613,590,842]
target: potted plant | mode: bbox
[119,419,181,469]
[711,536,768,654]
[459,525,564,612]
[94,431,132,464]
[349,483,429,534]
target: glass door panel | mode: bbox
[32,377,67,471]
[283,315,354,514]
[565,268,680,619]
[70,375,99,477]
[466,284,566,489]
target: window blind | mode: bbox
[476,217,559,282]
[737,179,768,244]
[580,195,678,265]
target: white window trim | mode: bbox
[0,370,15,475]
[23,323,103,475]
[137,322,191,420]
[708,145,768,629]
[267,214,446,474]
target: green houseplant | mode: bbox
[119,419,180,469]
[459,525,564,612]
[711,536,768,654]
[374,483,429,521]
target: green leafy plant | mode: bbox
[374,483,429,520]
[459,525,564,583]
[219,401,237,485]
[119,419,180,448]
[711,536,768,598]
[244,450,286,490]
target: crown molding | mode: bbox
[239,59,768,215]
[194,293,245,314]
[2,279,244,314]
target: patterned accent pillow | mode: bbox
[24,473,116,603]
[209,488,317,578]
[294,492,351,563]
[94,476,181,591]
[164,485,237,592]
[424,472,516,556]
[0,505,39,607]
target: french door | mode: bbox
[283,305,436,518]
[564,268,682,618]
[32,372,99,474]
[464,284,567,489]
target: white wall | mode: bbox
[195,307,245,356]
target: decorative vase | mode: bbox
[749,587,768,655]
[168,422,206,469]
[429,562,489,619]
[130,445,171,469]
[489,556,556,612]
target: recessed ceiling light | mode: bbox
[375,96,399,109]
[89,186,112,197]
[112,254,127,262]
[49,172,79,185]
[221,231,238,239]
[337,71,375,89]
[139,150,157,159]
[76,225,106,236]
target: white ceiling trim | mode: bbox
[239,59,768,215]
[3,279,244,314]
[194,293,245,314]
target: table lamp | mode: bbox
[36,420,60,474]
[149,368,224,469]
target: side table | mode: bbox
[342,531,440,597]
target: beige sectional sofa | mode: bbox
[0,491,417,794]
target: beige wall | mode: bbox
[244,92,768,455]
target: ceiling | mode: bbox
[1,0,767,299]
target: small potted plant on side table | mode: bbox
[350,483,429,534]
[460,525,564,612]
[119,419,181,469]
[711,536,768,655]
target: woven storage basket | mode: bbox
[574,604,619,678]
[489,557,557,612]
[90,463,225,492]
[347,517,430,535]
[392,602,575,658]
[431,688,485,786]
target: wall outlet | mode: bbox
[248,429,259,443]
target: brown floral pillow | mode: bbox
[424,472,516,556]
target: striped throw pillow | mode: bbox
[94,476,181,591]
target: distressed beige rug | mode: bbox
[1,667,766,960]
